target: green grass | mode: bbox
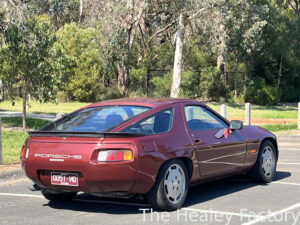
[0,99,88,114]
[261,124,298,132]
[207,103,298,119]
[2,117,51,130]
[2,131,28,164]
[0,99,298,119]
[1,117,50,164]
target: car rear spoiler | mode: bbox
[28,131,145,138]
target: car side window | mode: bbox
[184,106,227,131]
[122,108,174,135]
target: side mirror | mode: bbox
[230,120,243,130]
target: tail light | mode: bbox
[97,150,133,162]
[20,145,29,160]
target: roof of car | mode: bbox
[83,97,203,109]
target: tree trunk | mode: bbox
[22,89,27,129]
[244,61,249,90]
[170,13,185,98]
[79,0,83,22]
[117,63,128,91]
[277,53,283,88]
[117,0,145,91]
[217,23,227,85]
[217,54,227,85]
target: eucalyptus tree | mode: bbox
[0,11,60,129]
[195,0,269,87]
[81,0,147,91]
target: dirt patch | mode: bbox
[2,127,34,131]
[0,163,21,173]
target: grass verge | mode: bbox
[2,131,28,164]
[1,117,50,164]
[0,99,298,119]
[261,124,297,132]
[207,103,298,119]
[2,117,51,130]
[0,99,88,114]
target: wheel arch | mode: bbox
[262,137,278,159]
[156,157,193,180]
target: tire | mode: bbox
[147,159,189,211]
[249,140,277,183]
[41,190,77,202]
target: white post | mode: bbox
[245,103,251,125]
[298,102,300,129]
[220,104,227,119]
[56,113,66,120]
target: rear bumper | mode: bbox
[24,161,137,193]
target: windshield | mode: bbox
[45,105,151,132]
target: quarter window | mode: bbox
[184,106,227,131]
[122,109,174,135]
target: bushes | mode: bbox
[244,79,280,105]
[198,67,229,101]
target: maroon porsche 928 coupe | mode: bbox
[21,98,278,210]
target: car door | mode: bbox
[184,105,246,176]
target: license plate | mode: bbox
[51,172,79,186]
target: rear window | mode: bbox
[45,106,151,132]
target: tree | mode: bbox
[81,0,147,91]
[170,13,184,97]
[195,0,269,87]
[0,14,60,128]
[54,23,104,101]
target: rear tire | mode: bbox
[147,159,189,211]
[41,190,77,202]
[249,140,277,183]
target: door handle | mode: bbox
[194,138,200,143]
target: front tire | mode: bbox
[147,159,189,211]
[249,140,277,183]
[41,190,77,202]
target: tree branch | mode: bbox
[187,8,206,20]
[148,20,177,42]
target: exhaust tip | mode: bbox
[28,184,41,191]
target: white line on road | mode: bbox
[0,193,43,198]
[274,181,300,186]
[182,207,258,218]
[279,148,300,151]
[278,162,300,165]
[241,203,300,225]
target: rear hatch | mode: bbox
[23,132,141,192]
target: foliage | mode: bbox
[0,14,60,102]
[244,78,280,105]
[0,0,299,106]
[54,23,104,102]
[198,67,229,101]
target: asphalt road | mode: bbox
[1,137,300,225]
